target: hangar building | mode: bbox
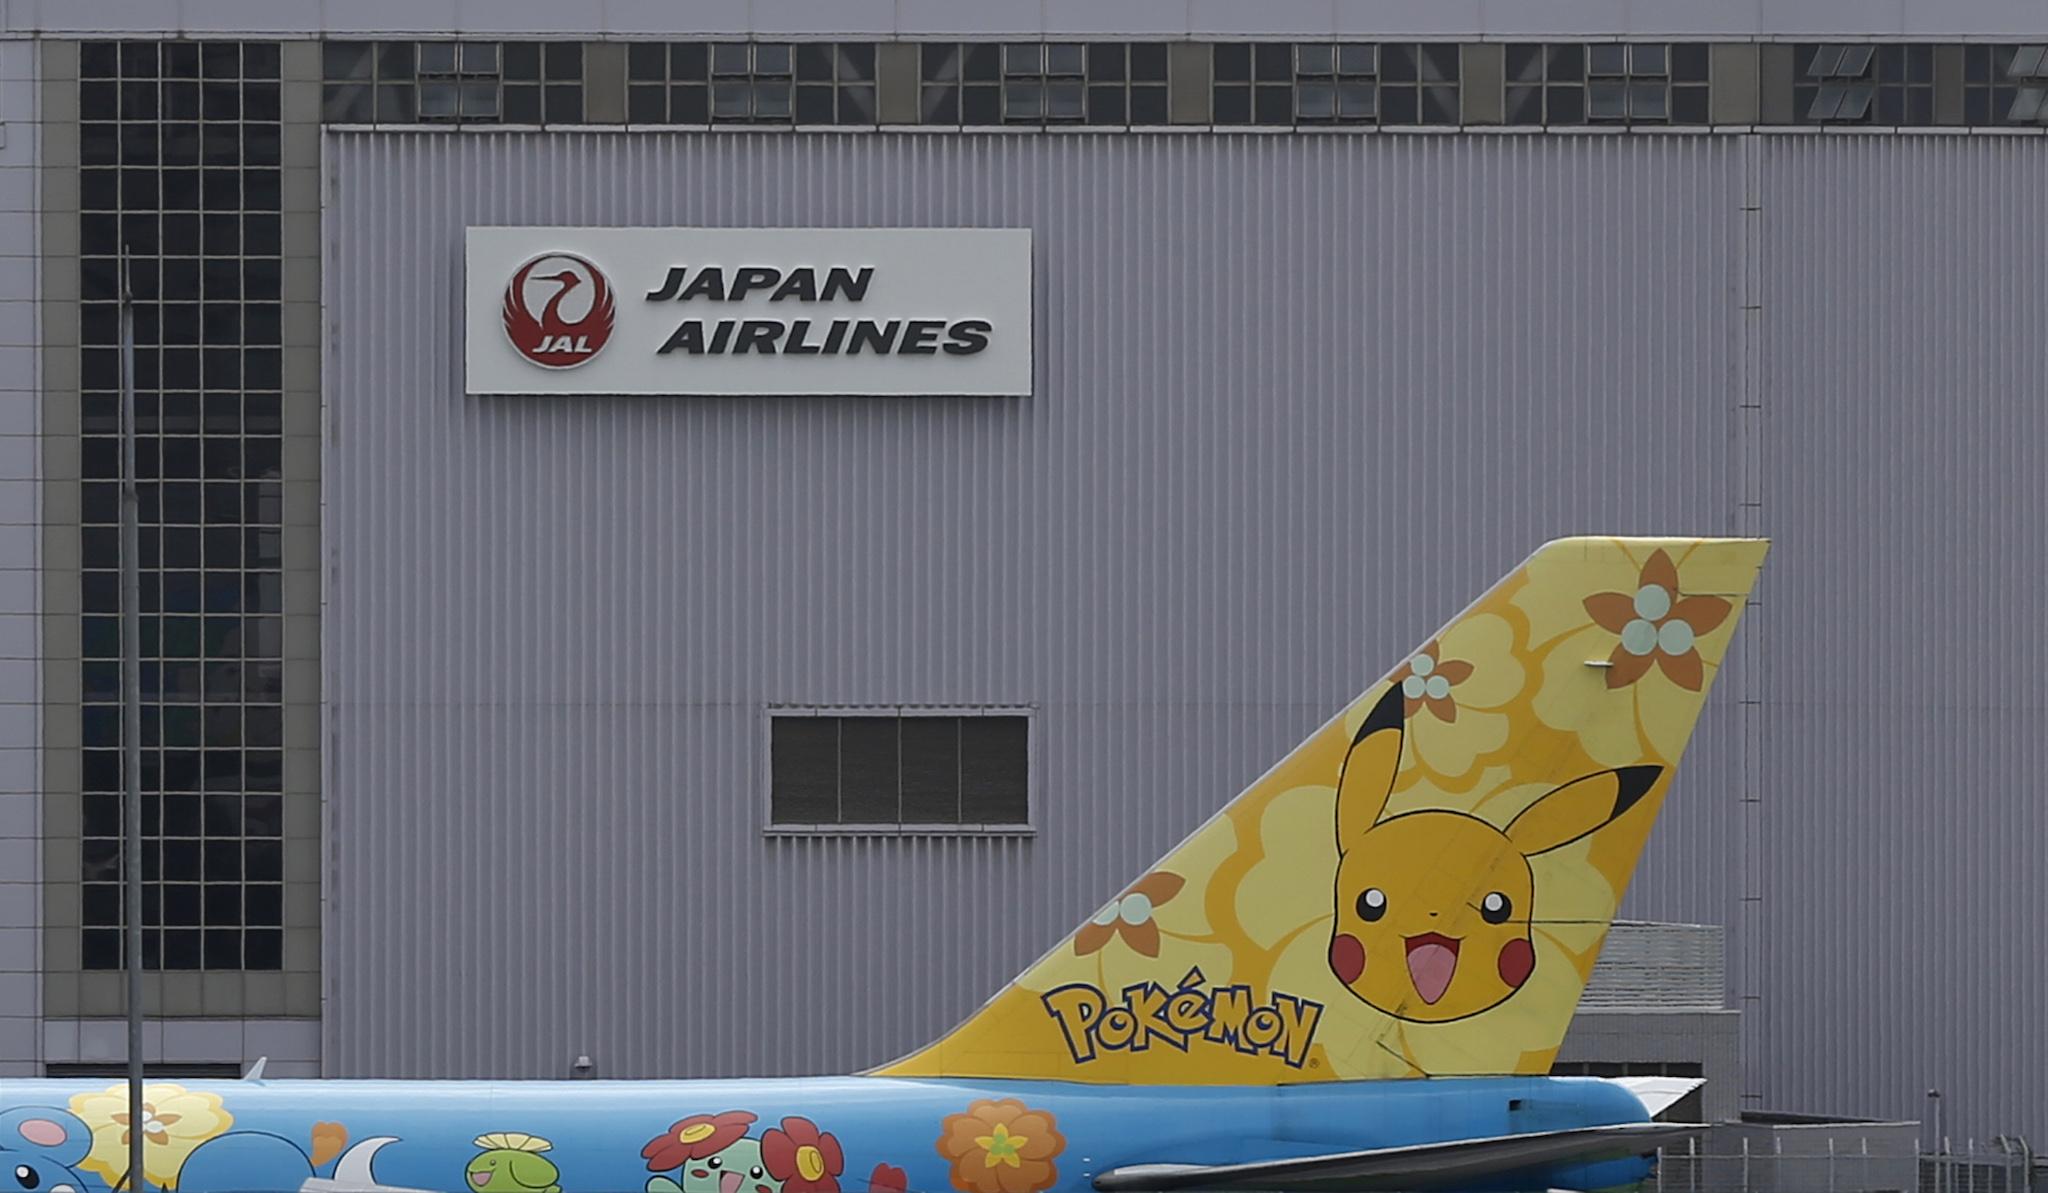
[0,0,2042,1149]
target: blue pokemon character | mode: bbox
[0,1107,92,1193]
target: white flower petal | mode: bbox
[1633,584,1672,621]
[1402,675,1427,699]
[1657,618,1696,656]
[1424,674,1451,700]
[1118,892,1154,926]
[1621,619,1659,656]
[1410,653,1435,678]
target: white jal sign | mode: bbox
[464,227,1032,396]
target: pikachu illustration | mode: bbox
[1326,685,1662,1022]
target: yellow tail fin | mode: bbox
[871,536,1768,1085]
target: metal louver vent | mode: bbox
[1579,921,1726,1010]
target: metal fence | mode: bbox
[1648,1136,2039,1193]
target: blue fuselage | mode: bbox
[0,1074,1656,1193]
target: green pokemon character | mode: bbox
[467,1133,563,1193]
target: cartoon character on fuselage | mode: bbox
[0,1108,91,1193]
[644,1112,777,1193]
[1326,684,1664,1022]
[467,1133,561,1193]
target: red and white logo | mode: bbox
[501,252,616,369]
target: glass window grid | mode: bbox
[625,42,877,126]
[1964,45,2047,125]
[918,42,1164,128]
[322,40,584,125]
[78,40,287,974]
[1506,43,1710,126]
[1796,43,1934,124]
[1212,43,1458,127]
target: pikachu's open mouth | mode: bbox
[1405,932,1460,1004]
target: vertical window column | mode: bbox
[76,39,287,974]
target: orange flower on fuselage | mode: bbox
[937,1099,1065,1193]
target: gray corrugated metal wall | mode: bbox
[321,131,2045,1143]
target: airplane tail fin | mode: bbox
[870,536,1767,1085]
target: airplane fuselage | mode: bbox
[0,1074,1657,1193]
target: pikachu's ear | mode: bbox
[1336,685,1407,849]
[1504,765,1663,856]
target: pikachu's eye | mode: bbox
[1480,891,1513,924]
[1355,888,1387,922]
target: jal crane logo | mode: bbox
[501,252,616,368]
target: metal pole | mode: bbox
[117,246,147,1193]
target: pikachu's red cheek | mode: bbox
[1497,938,1534,988]
[1330,933,1366,984]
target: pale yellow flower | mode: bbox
[1397,612,1524,782]
[70,1083,232,1190]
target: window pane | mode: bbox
[770,718,836,823]
[960,718,1028,825]
[1670,42,1709,82]
[1129,43,1167,81]
[1506,44,1543,83]
[1547,43,1584,81]
[1298,82,1335,119]
[796,44,836,82]
[712,42,750,76]
[1631,43,1667,75]
[1630,80,1667,119]
[900,718,961,825]
[838,717,899,824]
[1590,79,1628,119]
[1213,44,1252,83]
[1129,84,1166,124]
[1589,44,1627,76]
[1420,43,1458,81]
[1086,84,1126,125]
[1087,43,1127,82]
[418,42,458,75]
[628,42,667,81]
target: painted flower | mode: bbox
[762,1118,844,1193]
[1582,549,1731,692]
[1395,613,1524,781]
[1073,871,1183,957]
[868,1164,908,1193]
[643,1111,758,1171]
[69,1082,232,1190]
[1400,640,1472,721]
[937,1100,1065,1193]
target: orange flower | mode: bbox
[1399,639,1475,722]
[1073,871,1182,957]
[936,1100,1065,1193]
[1583,549,1732,691]
[311,1122,349,1168]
